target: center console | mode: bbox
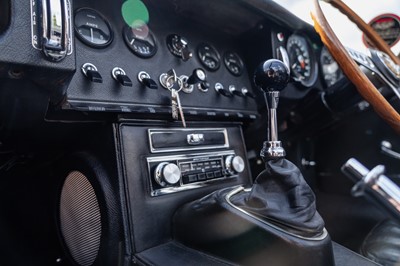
[117,122,251,253]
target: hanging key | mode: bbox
[170,77,181,121]
[175,87,186,128]
[168,76,186,127]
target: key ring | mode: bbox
[165,75,183,93]
[159,69,184,93]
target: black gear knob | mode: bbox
[254,59,290,92]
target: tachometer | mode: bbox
[287,34,318,87]
[320,46,342,87]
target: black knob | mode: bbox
[187,68,207,85]
[254,59,289,92]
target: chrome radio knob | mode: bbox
[225,155,245,175]
[154,162,181,186]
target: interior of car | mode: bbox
[1,0,399,265]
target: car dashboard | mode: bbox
[0,0,390,266]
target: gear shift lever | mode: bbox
[254,59,290,160]
[230,59,325,237]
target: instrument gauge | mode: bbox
[287,34,318,87]
[197,43,220,71]
[224,51,244,76]
[320,46,343,87]
[75,8,113,48]
[123,24,157,58]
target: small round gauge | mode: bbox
[287,34,318,87]
[224,51,244,76]
[320,46,343,87]
[75,8,113,48]
[123,24,157,58]
[197,43,220,71]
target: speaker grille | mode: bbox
[60,171,102,266]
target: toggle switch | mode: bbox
[112,67,132,87]
[229,85,244,97]
[82,63,103,83]
[138,71,158,89]
[242,87,255,98]
[214,82,232,97]
[197,81,210,92]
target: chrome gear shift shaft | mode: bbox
[254,59,290,161]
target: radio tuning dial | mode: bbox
[154,162,181,187]
[225,155,245,175]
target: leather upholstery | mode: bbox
[360,219,400,266]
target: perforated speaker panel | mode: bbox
[60,171,102,266]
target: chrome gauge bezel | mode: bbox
[286,33,318,87]
[320,46,343,87]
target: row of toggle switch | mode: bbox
[81,62,254,98]
[81,63,158,89]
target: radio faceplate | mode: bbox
[147,150,242,196]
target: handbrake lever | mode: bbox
[342,158,400,222]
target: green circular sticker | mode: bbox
[121,0,149,28]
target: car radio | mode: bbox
[145,127,245,196]
[147,150,245,196]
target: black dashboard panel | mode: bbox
[65,0,259,120]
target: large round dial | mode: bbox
[320,46,342,87]
[123,24,157,58]
[154,162,181,187]
[75,8,113,48]
[197,43,221,71]
[287,34,318,87]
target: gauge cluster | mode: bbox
[66,1,257,121]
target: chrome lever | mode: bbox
[342,158,400,221]
[31,0,73,61]
[381,140,400,160]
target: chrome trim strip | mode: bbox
[225,186,329,241]
[65,99,258,115]
[148,128,229,153]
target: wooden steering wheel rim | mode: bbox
[311,0,400,134]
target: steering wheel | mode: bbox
[311,0,400,134]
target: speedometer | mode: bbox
[287,34,318,87]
